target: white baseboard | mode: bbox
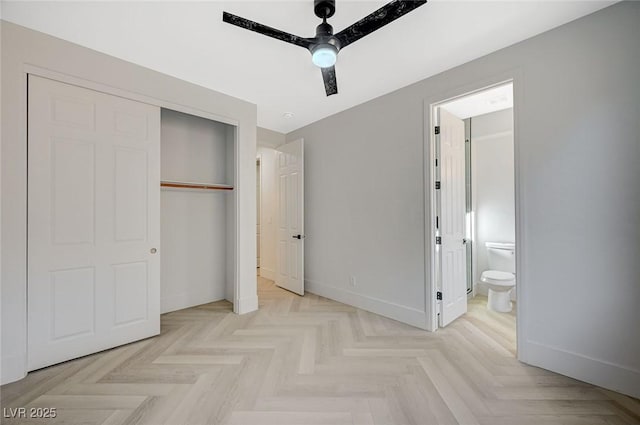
[259,267,276,281]
[1,354,27,385]
[305,279,427,330]
[236,295,259,314]
[525,340,640,399]
[161,289,226,314]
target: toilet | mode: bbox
[481,242,516,312]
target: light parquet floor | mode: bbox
[1,277,639,425]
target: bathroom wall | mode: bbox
[471,108,515,296]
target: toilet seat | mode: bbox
[481,270,515,286]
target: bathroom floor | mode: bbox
[467,295,517,356]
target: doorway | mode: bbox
[429,82,517,343]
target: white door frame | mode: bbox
[23,65,243,314]
[423,74,527,362]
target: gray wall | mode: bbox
[288,2,640,397]
[1,21,258,385]
[257,127,286,149]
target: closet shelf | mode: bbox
[160,180,233,191]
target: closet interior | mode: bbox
[160,109,236,313]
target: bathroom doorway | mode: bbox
[428,82,517,349]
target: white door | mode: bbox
[438,108,467,327]
[276,139,304,295]
[28,75,161,370]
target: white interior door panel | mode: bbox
[439,108,468,327]
[28,75,161,370]
[276,139,304,295]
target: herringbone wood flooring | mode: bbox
[1,276,639,425]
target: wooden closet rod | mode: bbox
[160,181,233,191]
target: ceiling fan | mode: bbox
[223,0,427,96]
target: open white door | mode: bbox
[28,76,161,370]
[438,108,467,327]
[276,139,304,295]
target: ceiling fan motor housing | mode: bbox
[314,0,336,19]
[313,21,341,52]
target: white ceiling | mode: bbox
[440,83,513,119]
[1,1,614,133]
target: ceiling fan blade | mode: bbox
[223,12,313,49]
[321,66,338,96]
[335,0,427,49]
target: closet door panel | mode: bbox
[51,267,96,340]
[114,147,148,242]
[113,261,149,326]
[28,75,160,371]
[51,138,96,245]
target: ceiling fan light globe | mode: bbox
[312,45,338,68]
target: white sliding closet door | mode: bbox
[28,75,161,370]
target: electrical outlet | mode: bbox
[349,276,357,287]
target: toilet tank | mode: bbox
[485,242,515,273]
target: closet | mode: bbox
[160,109,236,313]
[27,75,238,370]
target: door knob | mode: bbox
[150,248,157,254]
[292,235,304,240]
[462,239,468,245]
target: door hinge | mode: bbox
[435,236,441,245]
[436,291,442,301]
[435,181,441,190]
[434,126,440,135]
